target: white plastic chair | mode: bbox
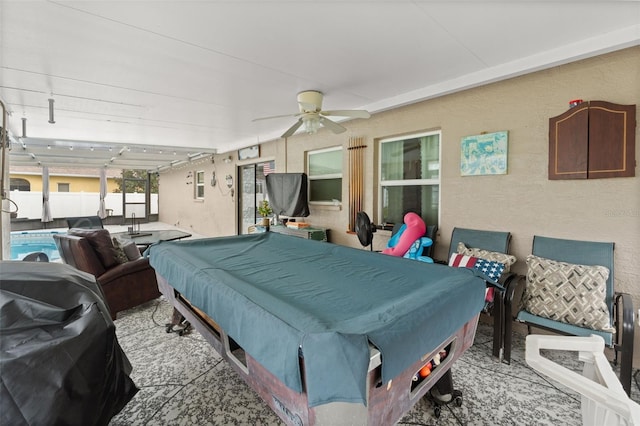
[526,334,640,426]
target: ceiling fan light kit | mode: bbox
[253,90,371,138]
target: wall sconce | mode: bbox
[223,156,232,164]
[225,174,234,198]
[211,171,217,187]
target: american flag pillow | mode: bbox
[448,253,505,302]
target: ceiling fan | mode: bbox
[253,90,371,138]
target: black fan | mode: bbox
[355,211,376,251]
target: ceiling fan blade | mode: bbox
[321,110,371,119]
[319,117,347,134]
[252,112,300,122]
[281,118,304,138]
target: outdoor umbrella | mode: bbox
[41,166,52,223]
[98,168,107,219]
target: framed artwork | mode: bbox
[238,145,260,160]
[460,131,508,176]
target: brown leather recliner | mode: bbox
[53,229,160,320]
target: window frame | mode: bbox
[307,146,343,205]
[57,182,70,192]
[195,170,205,199]
[378,130,441,226]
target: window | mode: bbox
[57,183,70,192]
[10,178,30,191]
[195,170,205,199]
[307,147,342,204]
[379,131,440,227]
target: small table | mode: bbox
[112,229,192,250]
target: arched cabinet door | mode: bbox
[549,101,635,180]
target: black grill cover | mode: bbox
[0,262,138,426]
[266,173,310,217]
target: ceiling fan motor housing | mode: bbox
[297,90,323,112]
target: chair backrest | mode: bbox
[448,227,511,259]
[532,235,615,311]
[22,252,49,262]
[424,225,438,258]
[66,216,104,229]
[53,234,106,277]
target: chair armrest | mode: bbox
[503,274,526,318]
[98,258,154,285]
[614,291,634,396]
[614,291,635,344]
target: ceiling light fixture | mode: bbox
[302,115,320,134]
[48,98,55,124]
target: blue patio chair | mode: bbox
[447,227,517,360]
[504,235,634,396]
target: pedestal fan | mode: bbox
[355,211,376,251]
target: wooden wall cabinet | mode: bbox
[549,100,636,179]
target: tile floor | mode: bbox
[109,298,640,425]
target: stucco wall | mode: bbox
[10,173,119,193]
[159,46,639,359]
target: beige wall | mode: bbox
[159,46,639,358]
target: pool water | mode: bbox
[10,231,63,261]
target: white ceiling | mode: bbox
[1,0,639,170]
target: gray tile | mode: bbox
[110,299,639,425]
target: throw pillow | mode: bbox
[68,228,118,269]
[123,241,142,261]
[523,254,613,332]
[449,253,505,302]
[457,242,517,272]
[112,238,129,264]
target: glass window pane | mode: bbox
[196,171,204,184]
[381,185,439,227]
[381,135,439,181]
[309,149,342,177]
[310,178,342,202]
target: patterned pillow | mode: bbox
[112,238,129,264]
[457,242,517,272]
[523,254,613,332]
[112,238,142,262]
[449,253,505,302]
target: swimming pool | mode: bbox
[10,231,64,261]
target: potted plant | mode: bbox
[257,200,272,226]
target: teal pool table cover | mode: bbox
[148,232,486,407]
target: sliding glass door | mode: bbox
[237,161,274,234]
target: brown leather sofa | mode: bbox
[53,228,160,320]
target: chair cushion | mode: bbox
[68,228,118,269]
[457,242,516,272]
[523,254,613,332]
